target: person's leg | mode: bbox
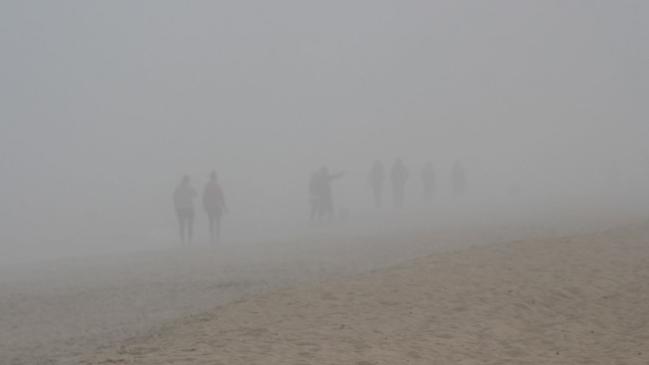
[187,212,194,244]
[372,186,378,208]
[214,215,221,244]
[325,198,334,222]
[208,214,216,243]
[177,211,186,244]
[377,186,383,208]
[210,215,215,243]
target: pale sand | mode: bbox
[67,223,649,364]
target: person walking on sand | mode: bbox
[391,158,409,208]
[174,175,197,244]
[203,171,227,244]
[315,166,344,222]
[309,170,321,221]
[368,160,385,208]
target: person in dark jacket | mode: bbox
[173,175,196,244]
[203,171,227,244]
[314,166,344,222]
[309,170,321,221]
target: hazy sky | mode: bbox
[1,1,648,260]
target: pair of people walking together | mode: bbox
[173,171,227,245]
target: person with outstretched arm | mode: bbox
[315,166,344,222]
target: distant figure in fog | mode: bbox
[452,161,466,196]
[203,171,227,244]
[422,161,435,204]
[314,166,344,222]
[391,158,409,208]
[309,170,321,221]
[173,175,197,244]
[368,160,385,208]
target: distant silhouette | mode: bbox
[368,160,385,208]
[313,166,344,222]
[309,170,321,221]
[173,175,197,244]
[203,171,227,244]
[422,161,435,204]
[391,158,409,208]
[452,161,466,196]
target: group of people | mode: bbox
[368,158,410,209]
[173,161,466,244]
[368,159,467,209]
[173,171,227,245]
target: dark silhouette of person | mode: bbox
[391,158,409,208]
[422,161,435,204]
[203,171,227,244]
[452,161,467,196]
[309,170,321,221]
[173,175,196,244]
[315,166,344,222]
[368,160,385,208]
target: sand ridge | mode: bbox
[70,224,649,364]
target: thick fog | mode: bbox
[1,0,648,264]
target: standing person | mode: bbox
[422,161,435,205]
[203,171,227,245]
[316,166,344,222]
[173,175,196,244]
[309,170,321,221]
[452,161,466,196]
[391,158,409,208]
[368,160,385,208]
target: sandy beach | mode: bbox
[33,221,647,364]
[2,223,545,365]
[3,1,647,363]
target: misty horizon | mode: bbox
[1,1,648,264]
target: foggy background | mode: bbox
[1,0,648,265]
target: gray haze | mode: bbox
[1,0,648,264]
